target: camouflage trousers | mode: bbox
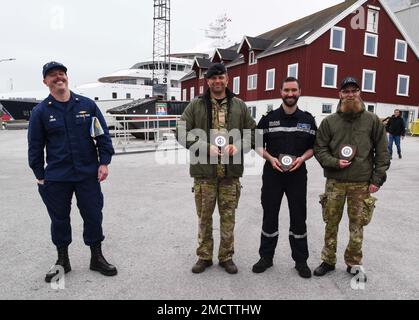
[319,179,377,266]
[193,177,241,262]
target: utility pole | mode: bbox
[152,0,170,100]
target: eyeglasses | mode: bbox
[341,88,360,95]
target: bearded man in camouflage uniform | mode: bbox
[313,77,390,281]
[177,63,256,274]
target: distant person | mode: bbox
[386,109,406,159]
[28,61,117,282]
[252,77,317,279]
[176,63,256,274]
[313,77,390,281]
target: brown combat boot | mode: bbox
[191,259,213,273]
[219,259,238,274]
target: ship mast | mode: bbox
[152,0,171,100]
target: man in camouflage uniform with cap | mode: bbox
[313,77,390,281]
[177,63,256,274]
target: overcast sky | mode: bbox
[0,0,397,94]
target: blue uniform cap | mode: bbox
[43,61,67,78]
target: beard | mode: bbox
[340,97,362,114]
[283,96,299,107]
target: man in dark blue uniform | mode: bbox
[28,62,117,282]
[252,77,317,278]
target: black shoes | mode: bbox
[90,243,118,276]
[45,246,72,283]
[191,259,213,273]
[252,257,273,273]
[398,153,402,159]
[313,262,335,276]
[347,265,367,282]
[219,259,238,274]
[295,262,312,278]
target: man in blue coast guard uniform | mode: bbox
[28,61,117,282]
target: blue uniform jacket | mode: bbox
[28,92,115,182]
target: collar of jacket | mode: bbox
[336,100,366,121]
[279,105,300,118]
[46,91,81,109]
[202,88,235,130]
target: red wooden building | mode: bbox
[181,0,419,124]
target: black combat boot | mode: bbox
[89,243,117,276]
[45,246,71,283]
[252,257,273,273]
[313,261,335,276]
[295,262,312,278]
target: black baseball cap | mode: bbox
[205,63,227,79]
[340,76,359,90]
[43,61,67,78]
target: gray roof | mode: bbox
[245,37,274,51]
[257,0,358,57]
[179,70,197,82]
[217,48,240,61]
[194,57,211,69]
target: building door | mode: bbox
[400,110,409,129]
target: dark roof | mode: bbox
[217,48,240,61]
[194,57,211,69]
[257,0,358,57]
[246,37,274,50]
[179,70,197,82]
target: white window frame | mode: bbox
[330,26,346,51]
[287,63,299,78]
[321,63,338,89]
[362,69,377,93]
[249,51,257,65]
[364,33,378,57]
[397,74,410,96]
[190,87,195,99]
[199,85,204,95]
[367,9,379,33]
[394,39,407,62]
[247,74,258,91]
[182,88,187,100]
[199,69,204,79]
[233,76,240,95]
[322,103,333,114]
[265,69,276,91]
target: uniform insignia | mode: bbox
[79,111,87,114]
[269,121,281,127]
[297,123,311,131]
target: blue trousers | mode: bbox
[259,163,309,263]
[37,177,105,248]
[388,134,401,156]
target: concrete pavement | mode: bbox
[0,130,418,300]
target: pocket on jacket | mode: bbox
[361,196,377,226]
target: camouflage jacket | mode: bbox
[176,88,256,178]
[314,102,390,187]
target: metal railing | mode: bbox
[107,114,181,152]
